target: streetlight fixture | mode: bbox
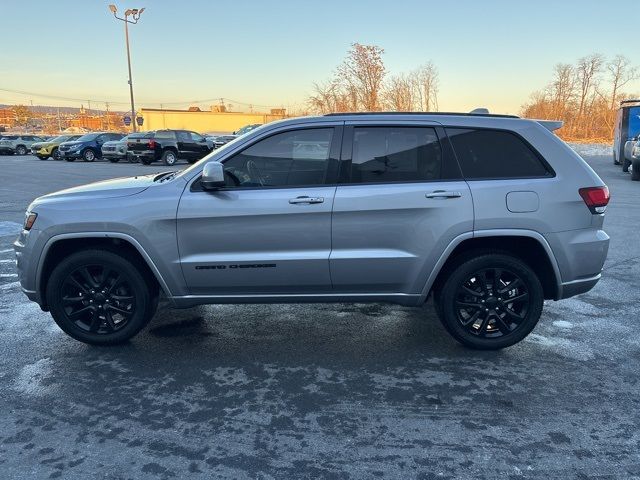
[108,4,145,132]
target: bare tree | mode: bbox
[574,54,603,134]
[413,62,439,111]
[383,73,414,111]
[337,43,386,111]
[607,55,639,110]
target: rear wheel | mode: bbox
[15,145,27,155]
[436,253,543,350]
[632,158,640,181]
[46,249,157,345]
[162,150,178,166]
[82,149,96,162]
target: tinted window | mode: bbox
[346,127,443,183]
[154,130,176,140]
[447,128,550,179]
[223,128,333,188]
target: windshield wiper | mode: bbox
[153,170,182,182]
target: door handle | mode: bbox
[426,190,462,199]
[289,196,324,204]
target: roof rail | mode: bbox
[323,111,519,119]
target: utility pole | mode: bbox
[57,106,62,133]
[105,102,110,131]
[108,5,145,132]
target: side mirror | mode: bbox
[201,162,225,190]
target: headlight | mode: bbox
[24,212,37,231]
[69,144,82,150]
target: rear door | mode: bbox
[330,122,473,295]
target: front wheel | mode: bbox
[15,145,27,155]
[436,253,544,350]
[52,148,61,160]
[45,249,157,345]
[82,149,96,162]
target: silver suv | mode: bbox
[13,113,610,349]
[0,134,45,155]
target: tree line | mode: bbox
[308,43,439,114]
[520,54,639,141]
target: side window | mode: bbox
[176,131,191,142]
[155,130,176,140]
[190,132,205,142]
[345,126,443,183]
[447,128,550,179]
[223,128,334,188]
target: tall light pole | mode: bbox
[108,5,145,132]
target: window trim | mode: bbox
[337,124,463,186]
[444,126,556,181]
[190,126,343,192]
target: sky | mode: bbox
[0,0,639,114]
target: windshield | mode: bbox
[75,133,100,142]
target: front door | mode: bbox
[330,123,473,295]
[177,125,342,295]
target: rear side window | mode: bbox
[155,130,176,140]
[447,128,550,179]
[345,127,445,183]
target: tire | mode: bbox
[82,149,96,162]
[436,252,544,350]
[162,149,178,166]
[15,145,27,155]
[108,157,120,163]
[623,156,631,173]
[52,148,61,161]
[632,158,640,181]
[45,249,157,345]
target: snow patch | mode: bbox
[552,320,573,329]
[13,358,55,397]
[568,143,612,157]
[526,333,594,361]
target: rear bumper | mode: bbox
[545,228,609,299]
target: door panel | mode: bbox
[178,187,336,295]
[330,182,473,293]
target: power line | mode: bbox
[0,87,307,110]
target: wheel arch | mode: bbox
[421,230,562,302]
[37,233,172,309]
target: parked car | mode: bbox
[31,134,83,160]
[233,123,262,136]
[212,134,237,148]
[0,134,45,155]
[59,132,124,162]
[101,135,132,163]
[126,129,212,166]
[14,112,610,349]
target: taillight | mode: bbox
[148,139,156,149]
[579,186,610,214]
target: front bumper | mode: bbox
[13,228,42,304]
[59,150,82,159]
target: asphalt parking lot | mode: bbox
[0,151,639,479]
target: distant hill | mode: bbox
[0,104,126,115]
